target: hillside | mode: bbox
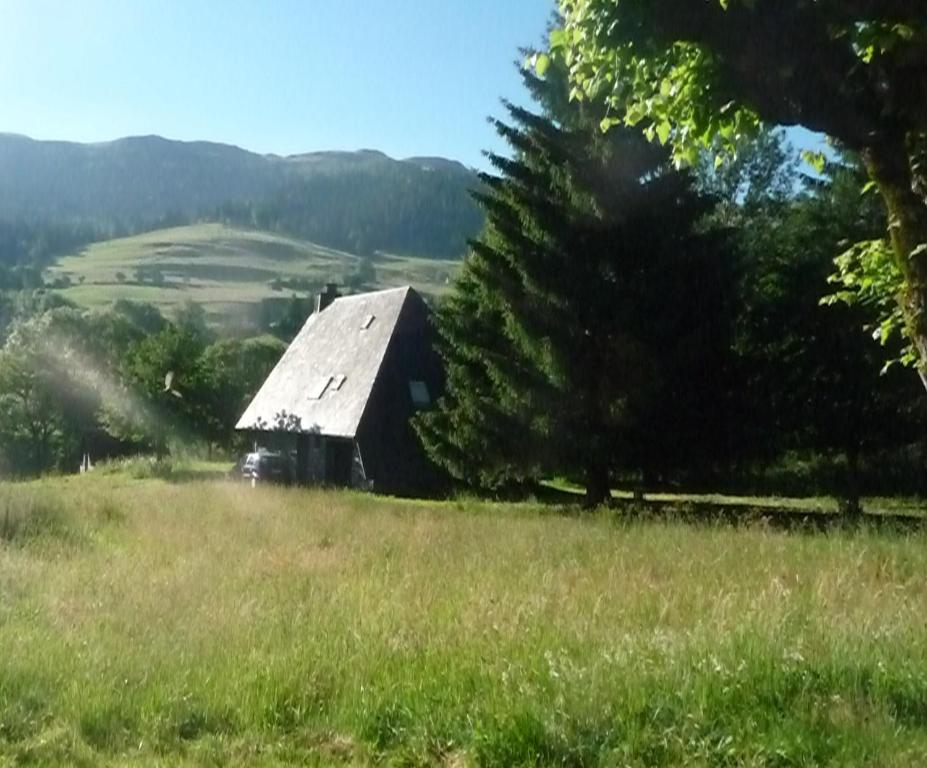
[0,134,277,223]
[0,134,483,259]
[47,223,459,330]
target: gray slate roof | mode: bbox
[236,286,412,438]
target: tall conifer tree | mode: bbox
[417,59,735,505]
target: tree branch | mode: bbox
[829,0,927,24]
[640,2,884,145]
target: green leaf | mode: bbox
[800,149,827,174]
[655,121,672,145]
[625,103,646,126]
[534,53,551,77]
[599,115,620,132]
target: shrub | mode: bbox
[96,456,174,480]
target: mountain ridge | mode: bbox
[0,133,483,259]
[0,133,474,171]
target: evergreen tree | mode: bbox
[417,62,736,505]
[415,260,531,491]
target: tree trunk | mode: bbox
[634,466,652,503]
[919,437,927,497]
[862,137,927,391]
[155,420,167,460]
[841,442,862,517]
[583,458,610,508]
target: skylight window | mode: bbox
[409,380,431,407]
[361,314,375,330]
[307,375,333,400]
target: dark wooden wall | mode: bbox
[356,292,447,497]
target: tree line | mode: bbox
[0,219,102,284]
[552,0,927,390]
[0,296,284,476]
[415,50,926,509]
[212,162,484,259]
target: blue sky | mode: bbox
[0,0,552,169]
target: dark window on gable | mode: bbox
[409,380,430,408]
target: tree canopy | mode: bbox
[0,299,285,476]
[552,0,927,386]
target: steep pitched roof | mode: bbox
[236,286,413,438]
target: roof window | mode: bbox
[307,375,333,400]
[361,314,375,330]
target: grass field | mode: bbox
[2,473,927,766]
[46,224,459,329]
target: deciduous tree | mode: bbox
[553,1,927,386]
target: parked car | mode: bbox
[237,450,294,485]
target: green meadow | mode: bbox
[46,224,459,328]
[2,470,927,766]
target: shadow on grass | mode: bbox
[103,457,926,534]
[164,468,234,484]
[612,498,926,534]
[534,479,926,532]
[463,481,926,533]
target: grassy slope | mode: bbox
[2,473,927,766]
[46,223,459,328]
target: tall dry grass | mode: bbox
[1,475,926,765]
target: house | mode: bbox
[235,284,446,496]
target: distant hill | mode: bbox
[0,134,483,259]
[46,223,460,332]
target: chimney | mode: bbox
[315,283,340,314]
